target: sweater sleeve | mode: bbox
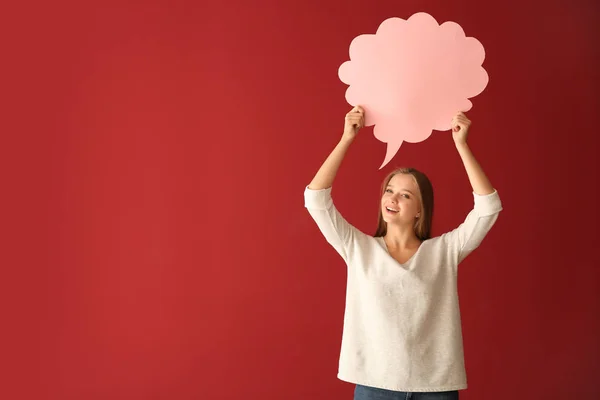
[442,189,503,264]
[303,186,357,262]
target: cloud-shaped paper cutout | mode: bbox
[338,12,489,169]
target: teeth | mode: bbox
[386,207,398,212]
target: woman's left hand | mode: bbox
[451,112,471,145]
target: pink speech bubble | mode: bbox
[338,12,489,169]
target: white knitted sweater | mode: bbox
[304,186,503,392]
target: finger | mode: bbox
[351,106,364,115]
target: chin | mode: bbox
[382,214,396,224]
[381,212,390,223]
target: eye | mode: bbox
[385,189,393,193]
[402,194,410,199]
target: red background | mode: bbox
[1,0,598,399]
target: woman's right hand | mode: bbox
[307,106,364,190]
[342,106,365,142]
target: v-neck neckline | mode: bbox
[379,236,424,268]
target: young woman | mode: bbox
[304,106,503,400]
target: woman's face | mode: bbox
[381,173,421,226]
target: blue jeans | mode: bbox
[354,384,459,400]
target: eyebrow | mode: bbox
[386,185,415,195]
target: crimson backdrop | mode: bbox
[1,0,598,399]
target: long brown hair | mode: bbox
[374,167,434,241]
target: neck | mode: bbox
[384,224,421,249]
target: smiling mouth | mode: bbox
[385,207,399,213]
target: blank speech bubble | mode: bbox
[338,12,489,169]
